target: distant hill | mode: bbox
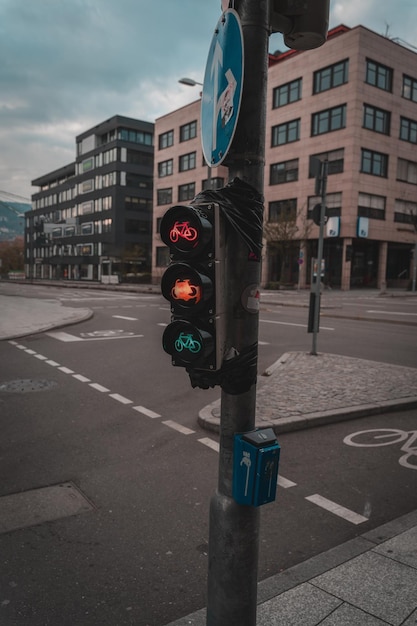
[0,201,31,241]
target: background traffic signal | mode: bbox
[160,201,225,376]
[269,0,330,50]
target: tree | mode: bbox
[0,238,24,275]
[264,202,311,284]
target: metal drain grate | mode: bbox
[0,379,57,393]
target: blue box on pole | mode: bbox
[233,428,281,507]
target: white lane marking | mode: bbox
[367,310,417,316]
[162,420,195,435]
[58,366,74,374]
[278,476,297,488]
[46,360,60,367]
[8,341,18,345]
[305,494,368,525]
[109,393,133,405]
[198,437,220,452]
[25,349,36,354]
[112,315,138,321]
[260,319,334,331]
[73,374,91,383]
[46,331,83,342]
[47,331,143,342]
[258,341,269,345]
[132,406,161,419]
[34,354,48,360]
[16,344,26,349]
[89,383,110,393]
[157,323,168,327]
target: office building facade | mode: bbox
[27,115,154,282]
[152,25,417,290]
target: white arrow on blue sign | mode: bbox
[201,9,244,167]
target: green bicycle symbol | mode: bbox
[174,332,202,354]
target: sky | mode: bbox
[1,0,417,201]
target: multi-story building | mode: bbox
[152,25,417,290]
[27,115,154,282]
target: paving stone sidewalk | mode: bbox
[199,351,417,434]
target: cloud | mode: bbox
[0,0,416,199]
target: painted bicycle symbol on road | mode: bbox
[344,428,417,470]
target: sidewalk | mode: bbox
[167,508,417,626]
[1,284,417,625]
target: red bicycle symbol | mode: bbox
[169,221,198,243]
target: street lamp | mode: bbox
[178,77,203,87]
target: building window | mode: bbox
[124,173,152,189]
[80,179,94,194]
[81,201,94,215]
[361,149,388,177]
[397,158,417,185]
[365,59,393,92]
[268,199,297,221]
[309,149,344,176]
[159,130,174,150]
[271,119,300,146]
[400,117,417,144]
[125,196,152,211]
[270,159,299,185]
[179,152,196,172]
[394,199,417,224]
[180,121,197,142]
[202,177,224,190]
[178,182,196,201]
[156,246,170,267]
[358,192,386,220]
[363,104,390,135]
[118,128,153,146]
[81,222,93,235]
[272,78,302,108]
[157,188,173,205]
[402,75,417,102]
[126,150,153,167]
[312,105,346,136]
[81,157,94,173]
[158,159,173,177]
[125,219,150,234]
[313,59,349,94]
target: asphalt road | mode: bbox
[0,286,416,625]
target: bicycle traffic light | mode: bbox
[160,201,225,374]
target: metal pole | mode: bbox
[311,160,328,356]
[206,1,269,624]
[412,241,417,292]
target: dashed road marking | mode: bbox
[112,315,138,321]
[132,406,161,419]
[305,494,368,525]
[109,393,133,405]
[260,319,335,331]
[46,359,60,367]
[278,476,297,488]
[89,383,110,393]
[198,437,220,452]
[25,349,37,354]
[58,366,74,374]
[34,354,48,360]
[162,420,195,435]
[73,374,91,383]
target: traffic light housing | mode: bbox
[160,202,225,376]
[269,0,330,50]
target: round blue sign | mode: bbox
[201,9,244,167]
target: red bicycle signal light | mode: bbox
[160,205,212,257]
